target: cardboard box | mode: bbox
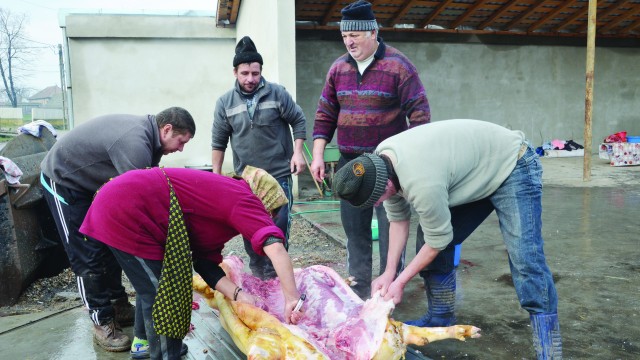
[599,142,640,166]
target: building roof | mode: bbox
[217,0,640,39]
[29,86,62,101]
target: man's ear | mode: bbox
[161,124,173,135]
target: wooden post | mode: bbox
[583,0,597,181]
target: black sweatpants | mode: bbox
[41,173,127,325]
[110,247,185,360]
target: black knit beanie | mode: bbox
[333,153,387,208]
[340,0,379,32]
[233,36,263,67]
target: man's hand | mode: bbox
[283,295,303,324]
[371,271,395,298]
[383,280,405,305]
[310,157,325,182]
[290,152,306,175]
[310,139,327,182]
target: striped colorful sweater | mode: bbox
[313,38,430,154]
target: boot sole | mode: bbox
[93,335,131,352]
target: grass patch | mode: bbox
[0,118,67,130]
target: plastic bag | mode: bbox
[604,131,627,143]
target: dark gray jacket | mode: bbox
[211,78,306,179]
[41,114,162,194]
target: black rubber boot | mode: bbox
[405,270,456,327]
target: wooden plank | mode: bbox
[477,0,520,30]
[419,0,455,28]
[552,2,592,32]
[504,0,547,30]
[387,0,419,27]
[527,0,577,32]
[186,293,244,360]
[583,0,597,182]
[599,2,640,32]
[575,0,626,33]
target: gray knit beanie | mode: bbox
[233,36,263,67]
[333,153,387,208]
[340,0,379,32]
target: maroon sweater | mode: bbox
[313,38,430,154]
[80,167,283,264]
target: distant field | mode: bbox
[0,118,67,130]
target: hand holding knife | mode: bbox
[293,294,306,312]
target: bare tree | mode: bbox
[0,8,32,108]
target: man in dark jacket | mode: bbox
[40,107,195,352]
[211,36,307,280]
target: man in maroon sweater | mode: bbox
[310,0,431,299]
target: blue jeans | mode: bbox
[421,145,558,314]
[338,155,405,299]
[243,176,293,280]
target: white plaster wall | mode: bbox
[63,14,236,169]
[236,0,297,93]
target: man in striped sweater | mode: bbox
[310,0,431,299]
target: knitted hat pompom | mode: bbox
[233,36,263,67]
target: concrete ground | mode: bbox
[1,156,639,359]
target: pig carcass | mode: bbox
[192,256,480,359]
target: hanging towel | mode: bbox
[17,120,58,138]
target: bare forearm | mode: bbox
[396,242,440,286]
[263,242,299,301]
[384,220,410,276]
[211,150,225,174]
[311,138,327,160]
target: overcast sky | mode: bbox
[4,0,215,94]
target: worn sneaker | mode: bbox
[130,337,188,359]
[93,320,131,352]
[112,297,135,327]
[130,336,150,359]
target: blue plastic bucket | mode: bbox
[627,136,640,143]
[454,244,461,267]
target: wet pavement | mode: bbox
[1,157,639,359]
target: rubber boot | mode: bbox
[405,270,456,327]
[93,319,131,352]
[530,312,563,359]
[112,297,136,327]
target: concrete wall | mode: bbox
[296,33,640,153]
[62,13,235,168]
[62,5,300,176]
[236,0,297,94]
